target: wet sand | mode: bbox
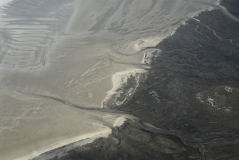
[32,0,239,159]
[0,0,222,159]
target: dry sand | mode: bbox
[102,69,147,108]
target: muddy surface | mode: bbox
[32,0,239,160]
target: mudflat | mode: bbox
[1,0,239,160]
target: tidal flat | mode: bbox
[1,0,239,160]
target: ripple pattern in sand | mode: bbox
[0,0,73,70]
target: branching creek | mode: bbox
[0,82,207,160]
[1,1,239,159]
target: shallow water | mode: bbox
[0,0,219,159]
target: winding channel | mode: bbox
[0,86,206,160]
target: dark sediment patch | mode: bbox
[221,0,239,19]
[33,121,202,160]
[33,1,239,160]
[118,1,239,159]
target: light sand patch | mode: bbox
[196,93,232,112]
[149,90,160,103]
[102,69,147,108]
[216,0,222,6]
[133,37,166,51]
[224,86,233,92]
[113,116,127,127]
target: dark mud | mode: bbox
[33,1,239,160]
[33,121,202,160]
[221,0,239,19]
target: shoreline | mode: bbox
[1,0,237,160]
[28,1,230,159]
[101,68,147,108]
[18,116,129,160]
[16,129,111,160]
[31,2,228,159]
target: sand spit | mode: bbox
[17,129,111,160]
[102,69,147,108]
[28,116,128,160]
[132,37,167,52]
[0,87,129,160]
[113,116,127,127]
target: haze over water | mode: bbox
[0,0,219,159]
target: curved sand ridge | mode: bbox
[17,115,127,160]
[0,86,129,160]
[102,69,148,108]
[16,129,111,160]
